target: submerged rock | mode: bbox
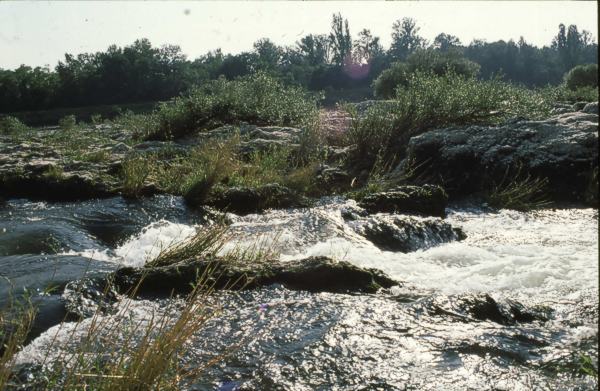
[358,184,448,218]
[111,255,400,298]
[354,215,466,252]
[399,107,599,204]
[424,293,552,325]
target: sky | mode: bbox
[0,1,598,70]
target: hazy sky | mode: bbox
[1,1,598,70]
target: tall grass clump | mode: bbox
[120,155,153,198]
[147,224,229,268]
[484,165,550,211]
[349,72,555,170]
[145,72,320,140]
[0,293,36,389]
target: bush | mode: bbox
[564,64,598,91]
[372,62,409,99]
[350,72,554,169]
[373,49,480,99]
[406,48,480,79]
[0,116,30,135]
[146,73,320,140]
[542,85,599,103]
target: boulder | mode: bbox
[111,255,400,298]
[354,215,466,252]
[399,108,598,204]
[358,185,448,218]
[201,183,308,215]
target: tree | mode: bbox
[353,29,384,63]
[297,34,330,65]
[433,33,461,52]
[389,17,427,61]
[329,13,353,66]
[253,38,283,72]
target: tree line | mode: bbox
[0,14,597,112]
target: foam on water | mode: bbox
[113,219,197,267]
[91,200,597,297]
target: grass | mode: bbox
[0,224,252,390]
[42,165,65,180]
[0,292,36,389]
[119,134,319,202]
[120,155,153,198]
[347,72,556,171]
[33,280,220,390]
[147,224,229,268]
[485,169,550,211]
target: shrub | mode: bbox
[541,85,599,103]
[564,64,598,91]
[350,72,554,169]
[372,62,409,99]
[406,48,480,79]
[147,73,320,140]
[58,115,77,131]
[373,49,480,99]
[0,116,30,135]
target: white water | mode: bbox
[97,200,597,296]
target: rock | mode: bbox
[425,293,551,325]
[111,142,131,154]
[198,183,307,215]
[572,101,587,111]
[197,125,303,156]
[582,102,599,114]
[63,277,119,318]
[358,185,448,218]
[0,133,121,202]
[315,165,352,193]
[354,215,466,252]
[400,109,598,204]
[111,255,400,298]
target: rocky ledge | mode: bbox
[397,102,599,205]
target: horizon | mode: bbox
[1,0,598,70]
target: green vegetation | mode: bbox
[120,155,152,198]
[0,294,36,389]
[373,49,480,98]
[117,128,320,201]
[564,63,598,90]
[146,73,320,140]
[486,174,550,211]
[147,224,229,268]
[349,72,555,169]
[0,18,596,117]
[0,116,30,135]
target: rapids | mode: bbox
[1,195,597,390]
